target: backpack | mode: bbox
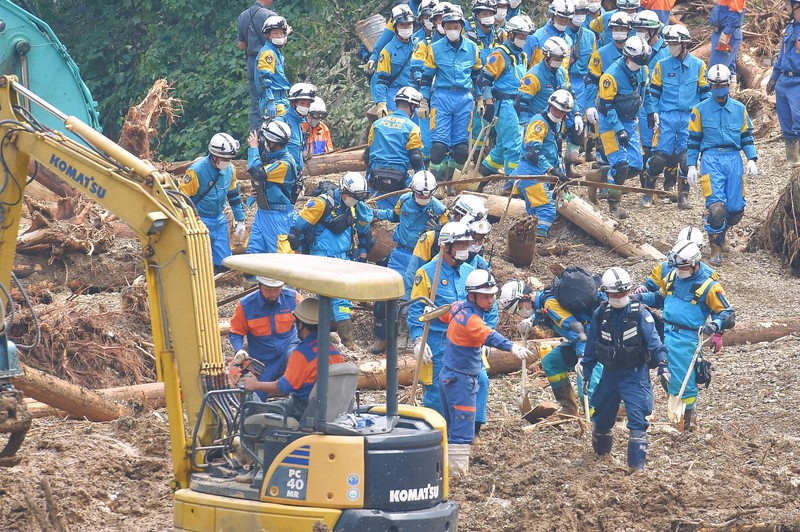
[551,266,600,316]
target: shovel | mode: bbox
[575,364,591,426]
[452,118,497,192]
[518,330,538,423]
[667,329,709,427]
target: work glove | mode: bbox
[413,338,433,364]
[585,107,598,125]
[686,165,699,186]
[766,78,777,96]
[701,322,718,336]
[715,33,732,53]
[550,167,568,183]
[483,101,495,123]
[232,349,248,366]
[657,362,671,392]
[266,100,277,120]
[616,129,629,148]
[511,343,531,360]
[711,332,723,353]
[582,369,592,396]
[476,98,486,118]
[574,357,584,376]
[366,59,375,75]
[376,102,389,118]
[418,98,430,119]
[647,112,659,131]
[633,284,648,294]
[573,114,584,136]
[233,221,246,243]
[517,317,534,338]
[746,159,758,177]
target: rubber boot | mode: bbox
[708,232,723,266]
[682,407,696,432]
[721,230,731,252]
[335,318,356,348]
[663,167,678,202]
[585,165,607,204]
[552,383,579,416]
[565,162,583,178]
[566,142,584,165]
[786,138,800,168]
[678,191,690,210]
[474,422,483,437]
[592,430,613,456]
[627,430,648,472]
[640,173,656,207]
[585,138,597,162]
[607,189,628,219]
[369,339,386,355]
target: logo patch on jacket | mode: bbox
[603,79,611,88]
[414,274,423,285]
[183,175,192,183]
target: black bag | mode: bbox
[310,180,338,199]
[369,168,407,193]
[552,266,600,316]
[695,357,712,388]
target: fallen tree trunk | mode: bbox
[305,145,367,177]
[22,382,166,420]
[747,173,800,274]
[13,362,130,421]
[118,79,181,160]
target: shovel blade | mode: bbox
[666,394,686,423]
[452,165,481,192]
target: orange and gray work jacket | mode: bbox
[440,300,513,376]
[301,121,334,156]
[229,287,301,363]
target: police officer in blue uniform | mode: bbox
[375,5,419,116]
[582,267,669,471]
[238,0,277,130]
[276,83,316,175]
[767,0,800,168]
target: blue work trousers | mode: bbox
[431,89,474,147]
[700,150,745,234]
[200,213,232,267]
[247,56,261,131]
[590,364,653,433]
[439,366,479,444]
[709,29,743,73]
[776,76,800,139]
[481,100,522,175]
[476,366,489,425]
[664,327,701,406]
[600,119,643,181]
[572,77,587,118]
[247,208,294,254]
[253,352,290,402]
[655,110,691,156]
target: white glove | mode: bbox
[511,343,531,360]
[231,349,248,366]
[233,221,246,241]
[652,112,660,131]
[574,357,584,376]
[517,317,533,338]
[414,338,433,364]
[586,107,598,125]
[366,59,375,75]
[687,166,699,186]
[746,159,758,176]
[573,114,584,136]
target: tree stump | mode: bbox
[748,172,800,275]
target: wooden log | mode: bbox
[460,191,527,220]
[23,382,167,419]
[13,362,130,421]
[556,194,665,260]
[305,146,367,177]
[366,221,397,263]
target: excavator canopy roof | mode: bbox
[223,254,405,301]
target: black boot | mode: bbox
[592,430,613,456]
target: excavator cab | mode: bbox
[175,253,459,531]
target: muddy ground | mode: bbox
[2,99,800,530]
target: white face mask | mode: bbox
[295,105,310,116]
[547,110,563,123]
[424,19,434,31]
[271,36,286,47]
[518,306,534,318]
[216,160,232,171]
[636,30,649,40]
[454,248,470,261]
[446,29,462,42]
[513,37,527,48]
[668,43,683,58]
[343,195,358,207]
[626,59,641,71]
[398,28,414,39]
[480,16,495,26]
[469,243,483,254]
[572,14,586,26]
[549,58,563,69]
[510,0,522,7]
[612,30,629,42]
[495,9,508,21]
[553,21,567,31]
[608,295,630,309]
[415,196,431,206]
[309,118,320,128]
[676,268,693,279]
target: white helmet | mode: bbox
[497,280,531,312]
[664,24,692,44]
[573,0,589,9]
[262,15,288,34]
[288,83,317,101]
[452,195,488,221]
[468,218,492,237]
[256,276,285,288]
[471,0,498,15]
[392,4,416,25]
[466,269,498,294]
[394,86,423,107]
[208,133,239,158]
[707,64,732,85]
[616,0,641,10]
[438,220,473,245]
[542,36,570,61]
[419,0,439,18]
[609,11,632,31]
[668,241,702,268]
[340,172,369,200]
[632,10,661,32]
[677,226,704,248]
[506,15,534,36]
[623,35,652,66]
[411,170,438,197]
[432,1,453,20]
[548,89,575,113]
[601,267,633,293]
[259,120,291,145]
[549,0,576,18]
[310,97,327,116]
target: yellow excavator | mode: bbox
[0,76,459,530]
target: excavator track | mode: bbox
[0,387,31,466]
